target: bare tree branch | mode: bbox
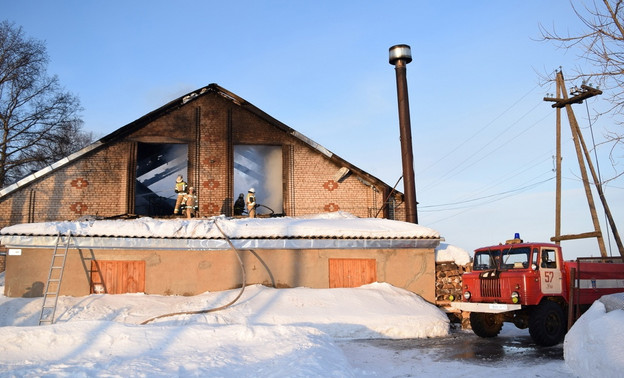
[539,0,624,180]
[0,20,93,186]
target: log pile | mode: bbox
[436,261,467,302]
[436,261,471,329]
[0,247,6,272]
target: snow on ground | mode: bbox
[564,292,624,378]
[0,275,451,377]
[0,269,620,377]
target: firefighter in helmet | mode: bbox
[233,193,245,216]
[181,186,198,219]
[246,188,257,218]
[173,175,188,215]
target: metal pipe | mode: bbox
[389,44,418,224]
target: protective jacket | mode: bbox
[182,192,198,218]
[174,179,188,214]
[246,192,257,218]
[234,195,245,215]
[175,180,188,194]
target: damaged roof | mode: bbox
[0,84,400,199]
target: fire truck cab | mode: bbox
[451,234,624,346]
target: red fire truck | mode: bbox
[451,234,624,346]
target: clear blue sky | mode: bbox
[4,1,623,259]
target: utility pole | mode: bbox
[544,70,624,258]
[554,75,562,247]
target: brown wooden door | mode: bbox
[91,260,145,294]
[328,258,377,288]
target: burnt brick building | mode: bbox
[0,84,404,226]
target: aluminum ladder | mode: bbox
[38,231,72,325]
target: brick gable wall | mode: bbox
[0,91,403,227]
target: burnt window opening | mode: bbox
[234,145,283,216]
[135,143,188,216]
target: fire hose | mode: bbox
[140,219,246,325]
[254,204,274,215]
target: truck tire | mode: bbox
[529,300,567,346]
[470,312,503,338]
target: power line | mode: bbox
[421,175,554,211]
[421,105,552,192]
[430,152,553,206]
[423,176,554,226]
[415,81,562,226]
[418,83,543,176]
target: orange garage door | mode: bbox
[328,258,377,288]
[91,260,145,294]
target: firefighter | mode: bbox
[182,186,198,219]
[246,188,257,218]
[233,193,245,216]
[173,175,188,215]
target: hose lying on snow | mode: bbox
[140,220,246,325]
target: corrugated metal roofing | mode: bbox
[0,213,441,250]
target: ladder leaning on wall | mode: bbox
[38,231,72,325]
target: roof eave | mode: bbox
[1,235,440,250]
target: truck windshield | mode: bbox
[473,247,530,271]
[473,250,500,270]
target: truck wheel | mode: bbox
[529,301,567,346]
[470,312,503,338]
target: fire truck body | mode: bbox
[568,258,624,304]
[451,236,624,346]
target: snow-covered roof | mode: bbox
[0,212,441,250]
[435,242,472,265]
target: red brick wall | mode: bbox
[0,142,132,225]
[0,92,402,227]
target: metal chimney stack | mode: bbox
[389,44,418,224]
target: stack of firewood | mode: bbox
[435,261,467,302]
[0,248,5,272]
[436,261,472,328]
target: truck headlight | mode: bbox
[511,291,520,304]
[463,291,471,300]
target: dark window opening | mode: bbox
[135,143,187,216]
[234,145,283,216]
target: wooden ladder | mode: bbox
[39,231,72,325]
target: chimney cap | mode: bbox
[389,44,412,65]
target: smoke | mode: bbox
[234,145,283,214]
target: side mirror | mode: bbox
[531,263,537,271]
